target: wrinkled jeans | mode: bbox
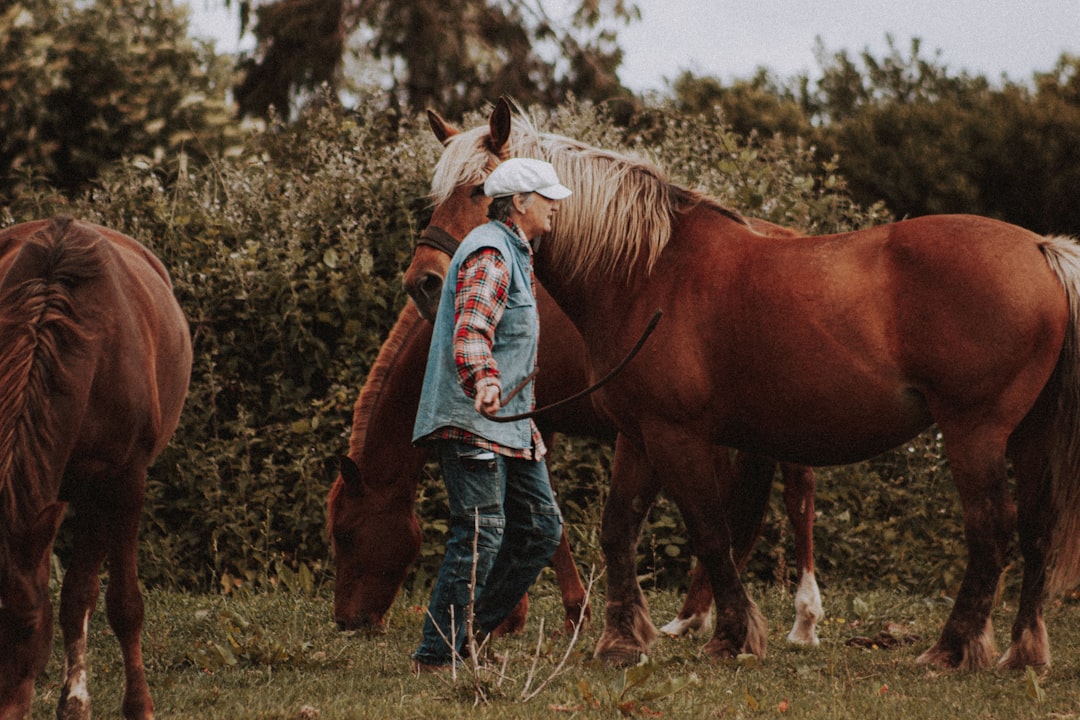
[413,440,564,666]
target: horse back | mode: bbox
[0,217,192,480]
[602,212,1068,464]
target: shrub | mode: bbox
[7,98,969,598]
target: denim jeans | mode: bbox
[413,440,564,666]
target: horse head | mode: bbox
[403,99,515,320]
[0,503,65,719]
[328,456,422,633]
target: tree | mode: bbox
[671,68,811,139]
[0,0,237,202]
[231,0,639,119]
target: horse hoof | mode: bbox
[594,642,644,668]
[701,637,744,661]
[596,647,643,669]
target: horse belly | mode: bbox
[714,373,933,466]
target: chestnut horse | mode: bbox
[0,217,191,720]
[405,98,1080,671]
[327,292,822,645]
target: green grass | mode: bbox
[28,575,1080,719]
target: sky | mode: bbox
[186,0,1080,93]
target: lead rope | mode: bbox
[482,309,663,423]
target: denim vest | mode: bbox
[412,221,539,449]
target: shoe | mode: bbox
[411,659,451,675]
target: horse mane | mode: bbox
[345,303,427,461]
[429,106,751,281]
[0,217,100,533]
[328,303,429,534]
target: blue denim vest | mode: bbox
[412,221,538,449]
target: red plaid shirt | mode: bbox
[428,222,546,459]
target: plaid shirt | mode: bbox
[428,221,546,459]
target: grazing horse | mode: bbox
[327,290,822,645]
[0,217,191,720]
[405,97,1080,671]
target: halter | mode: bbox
[415,226,460,258]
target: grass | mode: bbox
[27,574,1080,719]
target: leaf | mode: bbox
[1025,666,1046,704]
[639,673,701,702]
[624,655,656,692]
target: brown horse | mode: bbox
[0,217,191,720]
[405,97,1080,671]
[327,290,822,645]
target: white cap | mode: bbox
[484,158,572,200]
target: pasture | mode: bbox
[26,581,1080,719]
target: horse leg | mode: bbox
[917,432,1013,670]
[493,595,529,637]
[780,462,822,646]
[101,471,154,720]
[999,425,1052,668]
[594,434,662,666]
[57,507,108,720]
[658,436,771,660]
[659,447,735,638]
[659,561,713,637]
[550,526,591,632]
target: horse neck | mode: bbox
[346,303,432,501]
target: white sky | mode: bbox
[186,0,1080,92]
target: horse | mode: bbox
[0,217,191,720]
[327,288,822,645]
[404,97,1080,672]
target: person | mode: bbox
[410,157,572,672]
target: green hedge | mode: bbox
[7,98,974,598]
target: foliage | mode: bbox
[9,93,441,589]
[2,95,1003,602]
[0,0,238,203]
[671,37,1080,235]
[232,0,640,119]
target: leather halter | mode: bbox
[416,226,460,257]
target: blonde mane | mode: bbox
[429,111,746,281]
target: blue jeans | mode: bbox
[413,440,564,666]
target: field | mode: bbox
[28,575,1080,719]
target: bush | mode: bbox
[8,99,970,598]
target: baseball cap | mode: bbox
[484,158,572,200]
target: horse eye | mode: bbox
[470,185,486,199]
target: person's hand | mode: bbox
[475,383,502,416]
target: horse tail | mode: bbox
[1036,234,1080,595]
[0,216,101,518]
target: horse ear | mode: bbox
[23,502,66,571]
[489,97,514,159]
[427,109,459,145]
[339,455,365,497]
